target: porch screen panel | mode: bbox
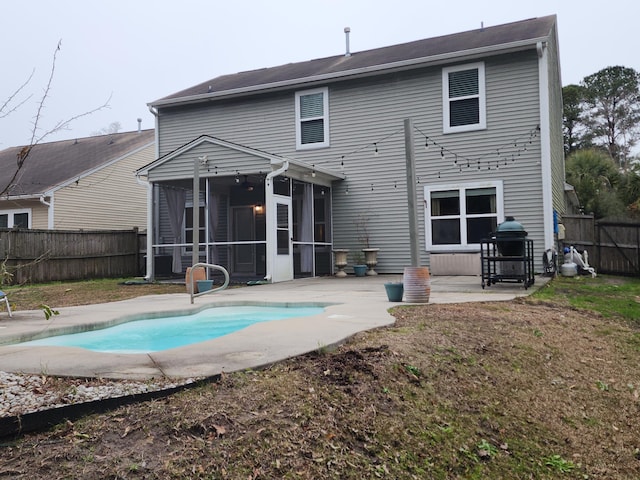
[276,203,289,255]
[299,184,313,272]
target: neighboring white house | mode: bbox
[138,15,566,281]
[0,129,155,231]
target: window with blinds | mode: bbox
[442,62,486,133]
[295,87,329,149]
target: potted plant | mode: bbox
[356,212,379,275]
[384,282,404,302]
[352,252,367,277]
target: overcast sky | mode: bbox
[1,0,638,148]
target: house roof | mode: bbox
[0,129,155,199]
[151,15,556,108]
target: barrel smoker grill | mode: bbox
[480,216,535,289]
[494,217,528,276]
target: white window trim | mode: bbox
[442,62,486,134]
[0,208,32,228]
[295,87,330,150]
[424,181,503,252]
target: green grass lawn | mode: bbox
[532,274,640,325]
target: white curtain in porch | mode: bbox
[164,187,186,273]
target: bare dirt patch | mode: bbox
[2,297,639,479]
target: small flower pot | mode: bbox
[196,279,214,292]
[353,265,368,277]
[384,282,404,302]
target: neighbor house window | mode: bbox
[0,209,31,229]
[425,182,502,251]
[443,62,486,133]
[295,87,329,149]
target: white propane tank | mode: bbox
[560,261,578,277]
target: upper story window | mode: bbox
[442,62,486,133]
[0,209,30,229]
[295,87,329,150]
[425,181,502,251]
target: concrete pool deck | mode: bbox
[0,274,549,380]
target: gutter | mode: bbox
[263,160,289,282]
[150,37,548,109]
[39,194,54,229]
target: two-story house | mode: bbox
[137,15,566,282]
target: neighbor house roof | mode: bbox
[0,129,155,199]
[151,15,556,108]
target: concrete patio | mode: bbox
[0,274,549,380]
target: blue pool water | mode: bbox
[18,305,324,354]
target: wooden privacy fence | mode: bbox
[562,215,640,276]
[0,228,142,285]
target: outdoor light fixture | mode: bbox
[241,175,254,191]
[254,203,264,214]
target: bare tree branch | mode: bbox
[1,39,111,197]
[0,69,35,120]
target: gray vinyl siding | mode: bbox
[546,26,567,217]
[154,48,553,273]
[156,92,294,160]
[148,140,272,183]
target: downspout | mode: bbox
[142,104,160,282]
[264,160,289,282]
[136,174,154,281]
[39,194,54,229]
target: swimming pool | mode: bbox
[17,305,324,354]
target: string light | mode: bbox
[172,124,541,195]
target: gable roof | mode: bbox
[137,134,345,182]
[0,129,155,199]
[151,15,556,108]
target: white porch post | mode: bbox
[265,173,275,282]
[264,161,289,282]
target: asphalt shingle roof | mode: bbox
[153,15,556,105]
[0,130,154,197]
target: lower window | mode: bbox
[425,182,503,250]
[0,209,30,229]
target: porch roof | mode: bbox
[136,134,345,183]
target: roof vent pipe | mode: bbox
[344,27,351,57]
[137,118,142,133]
